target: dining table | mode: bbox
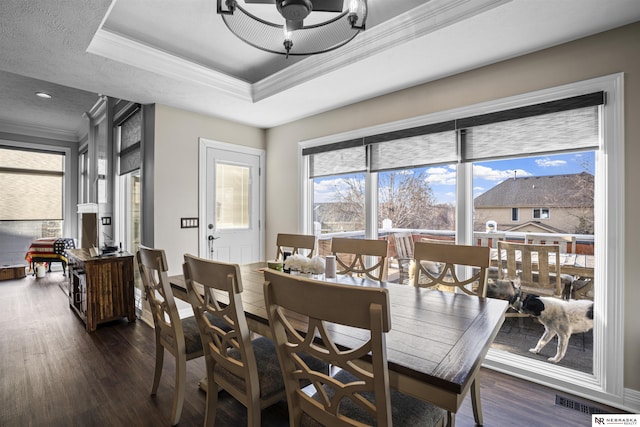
[169,262,508,426]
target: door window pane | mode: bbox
[216,163,250,229]
[474,152,595,374]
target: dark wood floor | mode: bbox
[0,273,624,426]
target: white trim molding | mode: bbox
[483,73,626,410]
[88,29,253,102]
[88,0,511,104]
[197,138,266,261]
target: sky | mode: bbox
[314,151,595,204]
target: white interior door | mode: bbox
[200,140,264,264]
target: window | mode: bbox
[533,207,550,219]
[79,148,89,204]
[115,103,142,312]
[216,163,250,229]
[301,74,624,404]
[0,147,65,238]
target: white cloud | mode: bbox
[473,164,531,182]
[425,166,457,185]
[313,178,351,203]
[536,157,567,167]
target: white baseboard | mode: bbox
[624,387,640,413]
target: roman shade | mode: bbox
[0,147,64,221]
[303,91,604,173]
[118,107,142,175]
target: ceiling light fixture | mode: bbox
[217,0,367,57]
[35,92,52,99]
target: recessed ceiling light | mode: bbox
[35,92,52,99]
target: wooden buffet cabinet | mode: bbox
[67,248,136,332]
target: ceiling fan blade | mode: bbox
[244,0,276,4]
[285,19,304,31]
[311,0,344,13]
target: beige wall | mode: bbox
[263,22,640,392]
[153,104,265,275]
[476,207,592,233]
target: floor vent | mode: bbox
[555,395,606,415]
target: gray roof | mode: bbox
[474,172,594,208]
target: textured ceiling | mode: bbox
[1,0,639,142]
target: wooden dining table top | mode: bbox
[169,262,508,414]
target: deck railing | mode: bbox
[316,228,595,258]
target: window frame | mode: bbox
[511,207,519,221]
[0,139,74,237]
[299,73,625,406]
[532,207,550,219]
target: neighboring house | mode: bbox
[474,172,594,234]
[314,202,364,233]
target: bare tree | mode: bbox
[318,171,454,232]
[378,171,445,229]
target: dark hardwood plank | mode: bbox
[0,273,624,426]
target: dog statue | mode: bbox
[520,294,594,363]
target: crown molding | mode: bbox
[0,119,80,142]
[87,28,253,102]
[253,0,513,101]
[87,0,511,104]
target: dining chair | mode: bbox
[525,233,576,254]
[412,241,490,425]
[137,246,206,426]
[420,237,455,245]
[263,269,446,427]
[331,237,388,281]
[497,241,564,298]
[182,254,286,427]
[275,233,316,260]
[392,232,414,284]
[413,241,491,296]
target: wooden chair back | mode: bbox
[525,233,576,254]
[413,241,491,296]
[275,233,315,260]
[263,269,393,426]
[331,237,388,281]
[137,246,203,425]
[183,253,285,426]
[497,241,563,297]
[137,246,189,359]
[392,232,414,260]
[420,237,454,245]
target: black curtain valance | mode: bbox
[303,91,605,174]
